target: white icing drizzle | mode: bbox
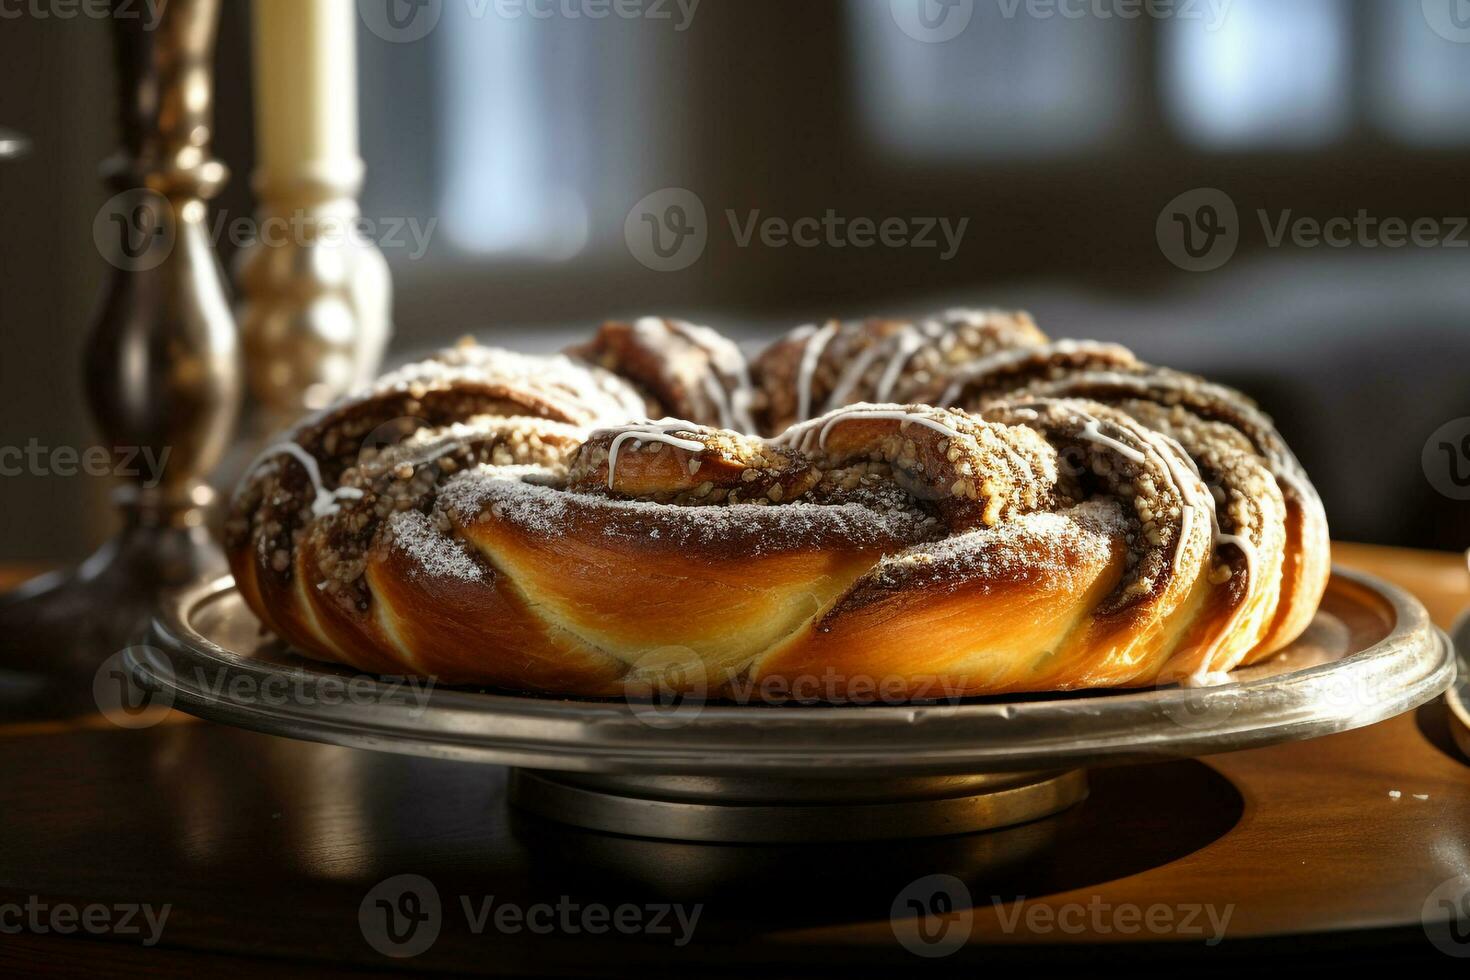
[643,317,759,433]
[818,409,962,451]
[819,319,944,414]
[776,404,965,454]
[1147,429,1208,577]
[1040,367,1306,488]
[873,327,925,403]
[1176,526,1259,685]
[794,321,838,422]
[1199,525,1260,680]
[938,340,1134,406]
[1064,407,1207,585]
[248,442,364,518]
[821,340,884,412]
[598,419,707,489]
[1215,532,1257,572]
[1135,427,1264,683]
[1078,415,1148,463]
[697,371,734,430]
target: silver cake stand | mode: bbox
[1448,611,1470,761]
[136,568,1453,843]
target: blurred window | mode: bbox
[1369,1,1470,146]
[848,1,1134,159]
[1160,0,1351,149]
[362,4,689,263]
[439,7,592,258]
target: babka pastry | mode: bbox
[568,317,759,432]
[226,311,1331,699]
[928,345,1330,667]
[752,308,1047,431]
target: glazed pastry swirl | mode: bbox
[939,353,1328,666]
[752,308,1047,431]
[569,317,759,432]
[227,311,1330,697]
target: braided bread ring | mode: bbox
[228,313,1330,699]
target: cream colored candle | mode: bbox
[251,0,360,187]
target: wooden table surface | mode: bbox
[0,543,1466,975]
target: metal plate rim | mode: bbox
[140,566,1453,775]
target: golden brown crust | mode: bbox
[951,355,1330,660]
[227,318,1332,700]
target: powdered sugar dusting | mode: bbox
[439,466,936,553]
[372,344,646,423]
[386,509,486,582]
[866,499,1125,593]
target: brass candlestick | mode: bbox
[0,0,240,708]
[235,166,392,435]
[235,0,392,438]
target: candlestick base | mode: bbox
[0,492,225,717]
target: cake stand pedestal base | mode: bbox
[507,769,1089,842]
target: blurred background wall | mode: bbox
[1,0,1468,560]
